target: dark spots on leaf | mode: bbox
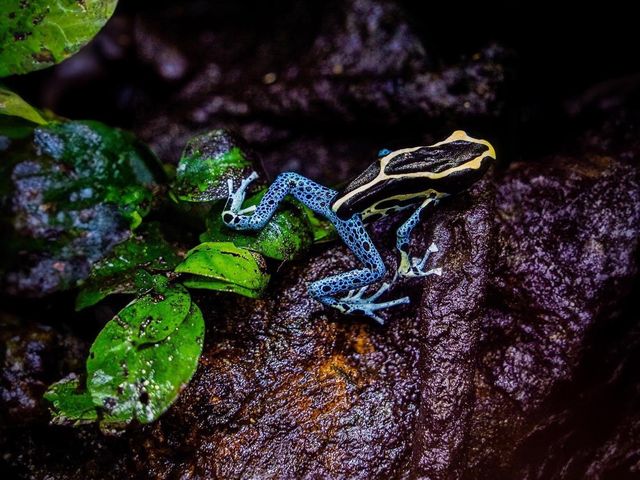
[222,251,242,258]
[114,315,128,329]
[139,391,150,405]
[13,31,32,41]
[32,13,45,25]
[8,12,16,19]
[151,293,166,303]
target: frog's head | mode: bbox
[331,131,496,220]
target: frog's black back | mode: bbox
[330,131,496,220]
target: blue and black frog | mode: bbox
[222,131,496,323]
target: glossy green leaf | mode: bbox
[75,223,181,310]
[0,0,118,77]
[0,84,48,138]
[0,85,47,124]
[176,242,269,298]
[44,376,98,426]
[203,192,313,261]
[86,285,204,426]
[173,129,260,202]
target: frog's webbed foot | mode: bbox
[222,171,259,225]
[333,282,410,325]
[397,242,443,279]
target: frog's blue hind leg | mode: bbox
[307,214,409,324]
[223,172,408,323]
[395,195,444,278]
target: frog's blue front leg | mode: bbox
[222,171,337,230]
[223,172,408,323]
[396,195,444,278]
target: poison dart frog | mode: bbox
[222,130,496,323]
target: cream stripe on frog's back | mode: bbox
[361,189,444,220]
[331,131,494,215]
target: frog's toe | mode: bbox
[398,243,441,278]
[222,210,241,226]
[334,284,409,324]
[227,171,259,212]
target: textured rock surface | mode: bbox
[0,319,86,425]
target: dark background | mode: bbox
[8,1,640,167]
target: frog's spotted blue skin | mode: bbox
[222,130,496,324]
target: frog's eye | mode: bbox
[378,148,392,158]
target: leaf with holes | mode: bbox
[75,223,181,310]
[44,375,98,426]
[86,283,204,426]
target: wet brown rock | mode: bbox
[410,179,493,478]
[467,152,640,479]
[120,148,638,479]
[0,320,86,424]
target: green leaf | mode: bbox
[44,376,98,426]
[173,129,261,202]
[86,285,204,426]
[176,242,269,298]
[202,192,313,261]
[0,84,49,138]
[0,85,47,124]
[1,120,164,296]
[301,204,336,243]
[0,0,119,77]
[75,223,181,310]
